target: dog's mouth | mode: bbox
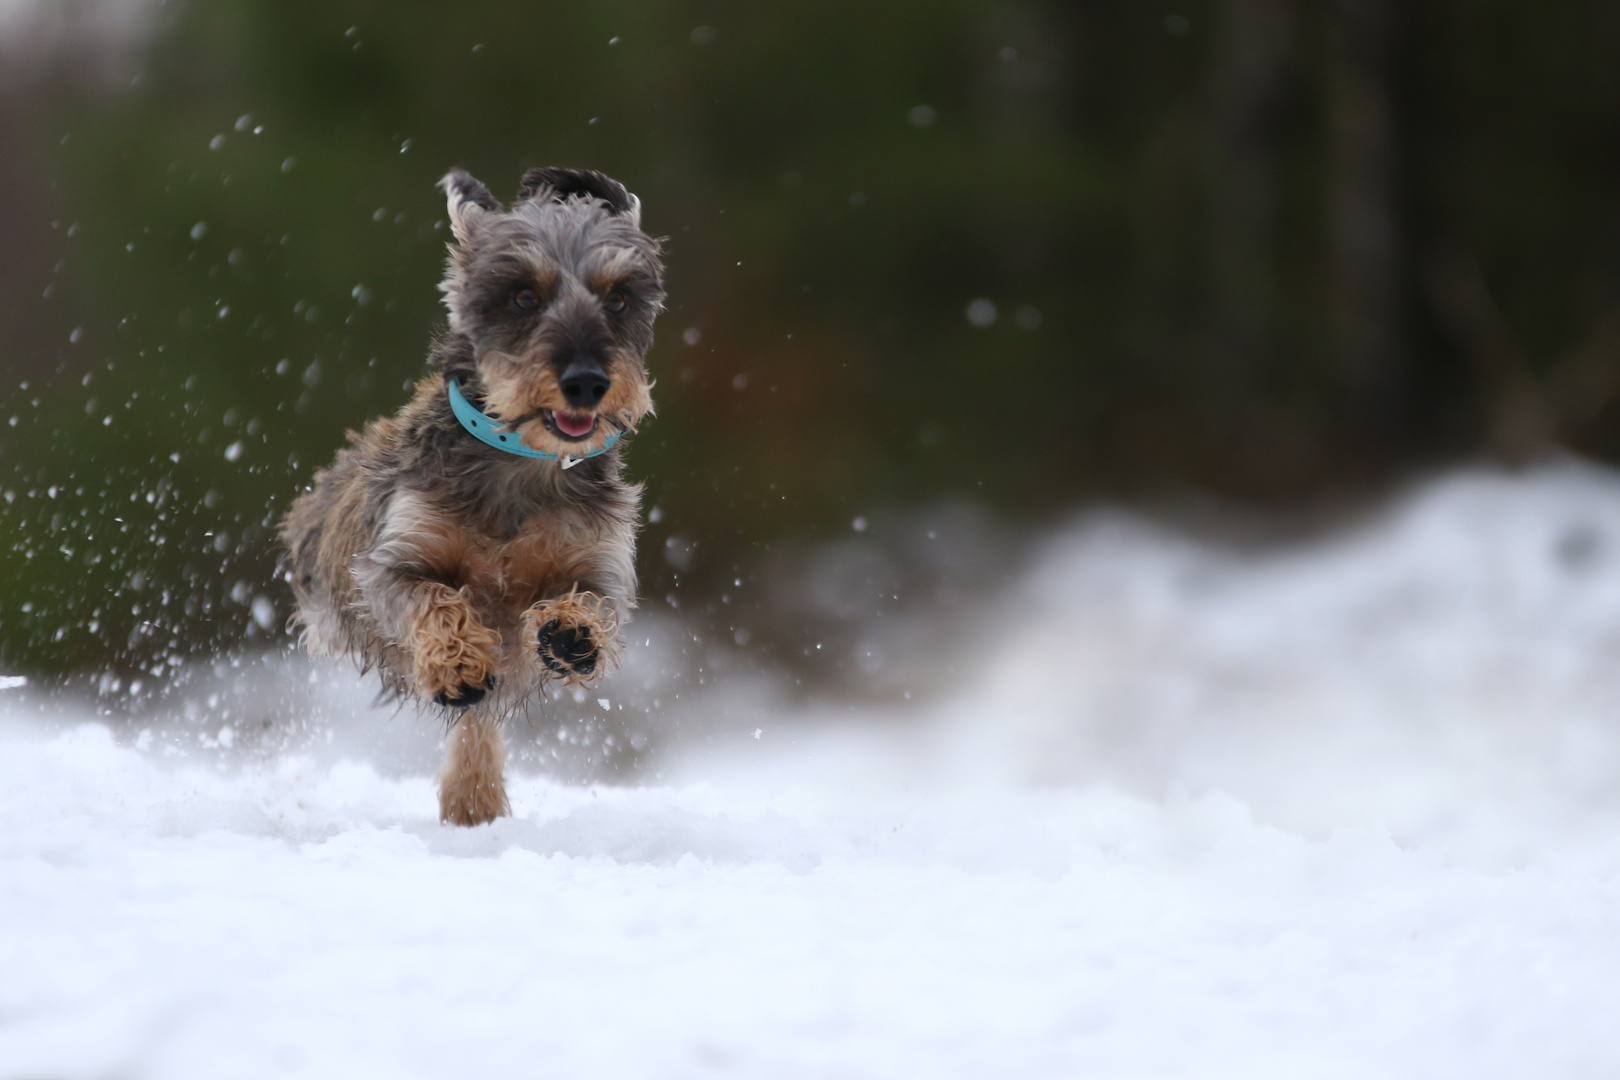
[542,409,598,442]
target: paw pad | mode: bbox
[433,673,497,709]
[522,587,620,686]
[535,619,598,678]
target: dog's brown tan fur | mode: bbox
[278,167,663,826]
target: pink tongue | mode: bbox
[553,411,595,438]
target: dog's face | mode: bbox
[438,167,663,459]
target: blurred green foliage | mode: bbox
[3,0,1620,679]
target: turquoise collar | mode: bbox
[446,377,619,467]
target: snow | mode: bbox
[6,463,1620,1078]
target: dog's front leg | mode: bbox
[360,565,502,706]
[355,494,502,706]
[403,579,502,706]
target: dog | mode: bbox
[278,166,663,826]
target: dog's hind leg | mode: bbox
[438,713,510,826]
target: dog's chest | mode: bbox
[379,490,588,600]
[374,487,614,617]
[437,520,591,602]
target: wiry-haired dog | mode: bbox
[279,166,662,826]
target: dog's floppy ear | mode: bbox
[518,167,641,228]
[438,169,502,244]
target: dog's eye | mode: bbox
[513,289,539,312]
[602,290,627,314]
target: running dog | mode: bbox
[279,166,662,825]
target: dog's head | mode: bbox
[437,167,663,459]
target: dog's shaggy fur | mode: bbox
[279,166,663,825]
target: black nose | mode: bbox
[559,359,611,408]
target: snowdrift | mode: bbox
[5,464,1620,1078]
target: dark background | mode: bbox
[3,0,1620,690]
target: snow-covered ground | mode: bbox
[6,463,1620,1078]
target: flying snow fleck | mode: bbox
[966,299,997,328]
[250,596,277,631]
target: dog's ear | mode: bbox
[518,167,641,228]
[438,169,502,244]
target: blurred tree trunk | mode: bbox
[0,87,62,383]
[1324,0,1400,411]
[1208,0,1293,376]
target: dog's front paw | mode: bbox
[522,589,620,686]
